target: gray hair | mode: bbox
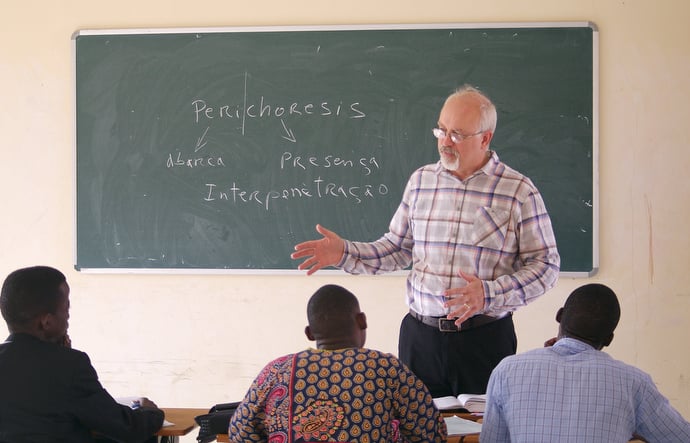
[447,84,497,133]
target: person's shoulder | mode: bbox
[493,346,552,371]
[360,347,397,359]
[579,351,661,396]
[509,346,550,360]
[10,334,91,361]
[598,351,655,382]
[492,159,533,183]
[489,160,546,203]
[356,347,398,362]
[252,353,297,383]
[50,346,98,377]
[265,353,297,368]
[404,163,445,192]
[359,348,411,371]
[35,341,97,378]
[409,162,442,178]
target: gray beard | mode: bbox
[439,152,460,171]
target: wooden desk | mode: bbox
[158,408,208,443]
[215,412,481,442]
[449,433,479,443]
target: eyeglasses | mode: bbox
[432,128,484,144]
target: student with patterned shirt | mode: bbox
[228,284,447,443]
[481,283,690,443]
[292,85,560,397]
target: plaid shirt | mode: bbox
[339,152,560,317]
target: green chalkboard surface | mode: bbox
[74,23,598,274]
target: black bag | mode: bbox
[194,401,240,443]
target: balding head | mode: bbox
[445,84,497,134]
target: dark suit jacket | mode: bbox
[0,333,164,442]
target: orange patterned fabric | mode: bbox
[228,348,447,442]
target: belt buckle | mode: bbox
[438,318,459,332]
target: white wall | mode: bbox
[2,1,689,440]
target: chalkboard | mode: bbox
[74,23,598,275]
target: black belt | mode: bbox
[409,309,507,332]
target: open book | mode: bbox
[433,393,486,413]
[443,415,483,436]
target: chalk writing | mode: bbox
[204,179,389,210]
[166,151,226,169]
[194,126,210,152]
[280,152,380,176]
[192,97,365,123]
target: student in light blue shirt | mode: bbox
[481,283,690,443]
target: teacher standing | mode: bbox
[292,85,560,397]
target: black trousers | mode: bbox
[398,312,517,397]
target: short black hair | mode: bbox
[560,283,620,347]
[0,266,66,330]
[306,284,360,336]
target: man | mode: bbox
[0,266,164,443]
[292,85,560,396]
[481,283,690,442]
[228,284,447,442]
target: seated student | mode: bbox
[228,284,447,442]
[481,283,690,443]
[0,266,164,443]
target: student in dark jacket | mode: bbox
[0,265,164,443]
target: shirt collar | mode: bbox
[482,150,499,175]
[434,150,499,179]
[552,337,597,355]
